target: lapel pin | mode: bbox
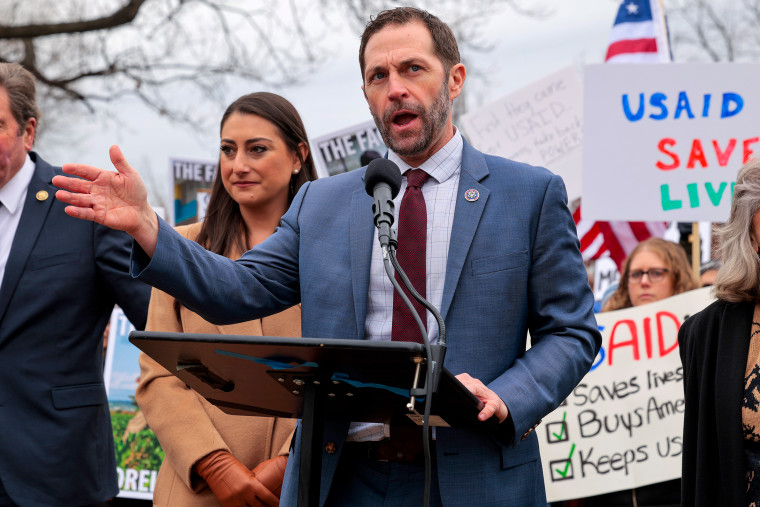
[36,190,49,202]
[464,189,479,202]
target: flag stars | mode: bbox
[626,1,639,15]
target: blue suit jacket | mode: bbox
[135,140,600,505]
[0,153,151,506]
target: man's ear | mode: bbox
[23,117,36,151]
[448,63,466,101]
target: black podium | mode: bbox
[130,331,495,506]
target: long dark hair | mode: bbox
[195,92,317,256]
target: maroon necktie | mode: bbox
[392,169,430,343]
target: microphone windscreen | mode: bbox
[364,158,402,198]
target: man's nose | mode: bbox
[387,72,408,100]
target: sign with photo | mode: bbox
[104,308,164,500]
[311,119,387,178]
[171,157,216,225]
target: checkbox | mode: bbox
[546,421,568,443]
[550,457,574,481]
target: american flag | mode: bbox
[606,0,671,62]
[574,0,671,269]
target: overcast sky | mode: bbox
[36,0,620,208]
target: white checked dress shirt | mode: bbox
[347,129,464,441]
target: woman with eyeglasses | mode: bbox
[582,237,696,506]
[602,237,697,312]
[679,159,760,506]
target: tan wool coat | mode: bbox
[135,223,300,506]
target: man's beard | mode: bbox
[373,79,451,158]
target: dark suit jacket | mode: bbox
[678,299,753,507]
[135,139,601,506]
[0,152,150,506]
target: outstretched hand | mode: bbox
[456,372,509,423]
[54,145,159,256]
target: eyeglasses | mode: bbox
[629,268,669,283]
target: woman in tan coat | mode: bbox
[135,92,318,507]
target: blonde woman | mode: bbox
[680,159,760,506]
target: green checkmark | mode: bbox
[555,443,576,478]
[552,411,567,440]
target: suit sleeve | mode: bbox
[135,287,230,492]
[94,223,151,329]
[131,184,310,325]
[490,174,601,439]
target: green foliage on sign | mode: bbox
[112,410,165,471]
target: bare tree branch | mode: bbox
[0,0,548,132]
[0,0,147,39]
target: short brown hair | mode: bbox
[603,238,697,311]
[359,7,460,80]
[0,63,40,135]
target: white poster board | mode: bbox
[539,287,715,501]
[460,66,584,200]
[582,63,760,222]
[311,119,387,178]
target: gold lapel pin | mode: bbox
[36,190,49,201]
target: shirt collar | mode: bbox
[0,154,35,215]
[388,127,463,184]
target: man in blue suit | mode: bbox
[0,63,151,506]
[55,7,600,505]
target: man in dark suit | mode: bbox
[0,63,151,506]
[55,7,600,505]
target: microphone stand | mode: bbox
[381,234,446,507]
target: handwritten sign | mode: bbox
[539,287,714,501]
[582,63,760,222]
[460,66,583,200]
[311,119,387,178]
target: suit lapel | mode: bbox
[0,158,56,323]
[350,186,374,340]
[441,140,489,319]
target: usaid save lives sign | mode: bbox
[582,63,760,222]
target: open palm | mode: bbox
[54,145,159,254]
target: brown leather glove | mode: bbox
[251,455,288,498]
[194,450,280,507]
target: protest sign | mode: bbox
[583,63,760,222]
[460,66,584,200]
[312,119,387,178]
[104,308,163,500]
[594,256,619,302]
[539,287,714,501]
[171,156,216,225]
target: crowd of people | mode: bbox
[0,4,756,507]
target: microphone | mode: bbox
[364,159,402,249]
[364,159,445,507]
